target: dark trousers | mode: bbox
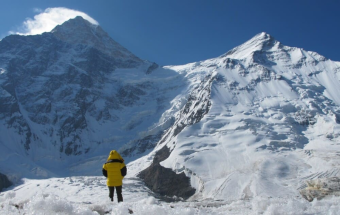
[108,186,123,202]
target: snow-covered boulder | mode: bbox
[300,177,340,201]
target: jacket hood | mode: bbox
[107,150,124,161]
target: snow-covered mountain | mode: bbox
[134,32,340,201]
[1,15,340,210]
[0,16,187,178]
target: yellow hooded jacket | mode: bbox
[102,150,127,186]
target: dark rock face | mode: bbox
[146,63,158,74]
[0,173,12,191]
[158,74,213,147]
[120,132,163,157]
[138,146,196,199]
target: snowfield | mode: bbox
[1,175,340,214]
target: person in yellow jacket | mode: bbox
[102,150,127,202]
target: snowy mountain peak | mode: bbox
[252,31,272,41]
[51,16,142,62]
[142,32,340,201]
[247,32,277,48]
[218,31,331,73]
[222,32,278,60]
[0,14,169,173]
[51,16,99,40]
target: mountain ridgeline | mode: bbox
[0,16,185,177]
[1,17,340,201]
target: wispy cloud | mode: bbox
[10,7,99,36]
[33,8,43,13]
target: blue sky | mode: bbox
[0,0,339,66]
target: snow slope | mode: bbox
[134,32,340,202]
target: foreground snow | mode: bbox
[1,176,340,215]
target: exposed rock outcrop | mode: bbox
[0,173,12,191]
[138,146,196,199]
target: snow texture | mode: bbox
[1,176,340,214]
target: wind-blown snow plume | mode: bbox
[10,7,99,36]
